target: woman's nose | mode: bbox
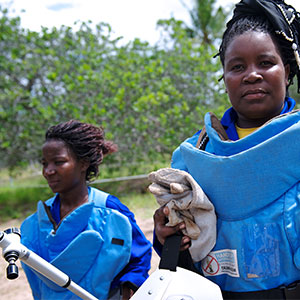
[43,165,56,176]
[243,67,263,83]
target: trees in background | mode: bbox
[0,5,229,173]
[179,0,231,44]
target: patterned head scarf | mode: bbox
[220,0,300,91]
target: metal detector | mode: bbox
[0,227,98,300]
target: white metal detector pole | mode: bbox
[0,228,98,300]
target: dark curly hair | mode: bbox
[45,120,117,181]
[219,15,297,88]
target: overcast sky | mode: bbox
[2,0,300,45]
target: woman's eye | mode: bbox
[55,161,65,165]
[231,64,243,71]
[261,61,273,66]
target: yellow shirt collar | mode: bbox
[235,125,259,139]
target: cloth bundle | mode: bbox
[149,167,216,262]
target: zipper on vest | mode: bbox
[43,202,59,233]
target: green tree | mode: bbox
[180,0,231,44]
[0,9,121,169]
[0,7,227,174]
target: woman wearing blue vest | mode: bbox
[153,0,300,299]
[21,120,152,300]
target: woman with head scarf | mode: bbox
[153,0,300,298]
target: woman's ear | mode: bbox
[80,159,90,172]
[285,64,290,86]
[222,74,228,93]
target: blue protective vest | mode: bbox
[21,187,132,300]
[174,110,300,292]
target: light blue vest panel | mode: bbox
[178,111,300,292]
[21,188,132,299]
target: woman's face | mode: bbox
[223,31,290,128]
[41,139,87,194]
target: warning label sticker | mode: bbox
[201,249,240,278]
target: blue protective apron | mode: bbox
[21,187,132,299]
[178,110,300,292]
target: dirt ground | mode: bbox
[0,217,159,300]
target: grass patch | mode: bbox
[121,192,159,219]
[0,186,53,221]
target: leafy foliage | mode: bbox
[0,6,228,173]
[179,0,232,44]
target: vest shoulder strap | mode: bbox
[196,112,229,150]
[90,188,109,207]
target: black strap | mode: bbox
[198,132,209,150]
[222,281,300,300]
[159,233,199,274]
[158,234,182,271]
[283,281,300,299]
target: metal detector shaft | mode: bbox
[0,230,98,300]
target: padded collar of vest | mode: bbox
[180,110,300,220]
[37,201,95,251]
[37,189,107,252]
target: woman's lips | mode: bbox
[242,89,267,100]
[47,180,59,186]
